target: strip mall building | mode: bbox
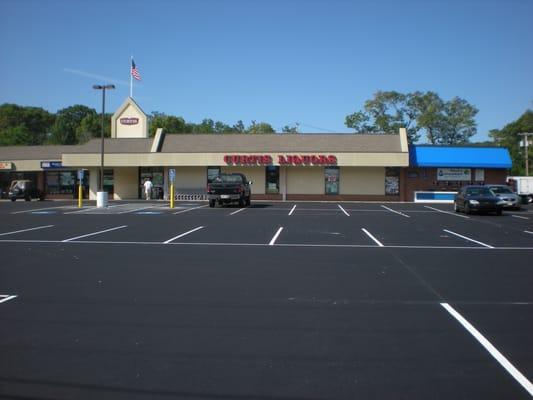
[0,98,512,202]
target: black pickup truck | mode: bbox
[207,173,252,207]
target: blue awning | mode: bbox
[409,146,512,168]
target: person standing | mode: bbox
[143,178,153,200]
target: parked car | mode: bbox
[207,173,252,207]
[454,185,505,215]
[8,180,45,201]
[484,184,521,210]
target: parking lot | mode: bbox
[1,200,532,399]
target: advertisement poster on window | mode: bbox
[437,168,471,181]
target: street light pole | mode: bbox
[518,132,532,176]
[93,84,115,191]
[93,84,115,204]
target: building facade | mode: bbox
[0,98,512,202]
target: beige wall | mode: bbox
[114,167,139,199]
[340,167,385,195]
[112,103,148,139]
[287,167,324,195]
[63,152,408,168]
[222,166,266,195]
[172,167,206,190]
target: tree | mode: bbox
[282,124,299,133]
[345,91,478,145]
[247,121,275,134]
[232,120,246,133]
[49,105,96,144]
[438,97,478,145]
[149,112,187,136]
[0,103,54,145]
[489,110,533,175]
[77,113,112,143]
[345,91,421,143]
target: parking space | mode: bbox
[1,200,532,399]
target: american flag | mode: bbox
[131,59,141,81]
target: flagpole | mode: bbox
[130,56,132,98]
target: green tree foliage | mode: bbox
[77,113,112,143]
[149,112,187,136]
[0,103,55,145]
[345,91,478,144]
[49,105,96,145]
[489,110,533,175]
[247,121,275,134]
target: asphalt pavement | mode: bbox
[0,200,532,399]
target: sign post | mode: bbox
[169,168,176,208]
[77,169,84,208]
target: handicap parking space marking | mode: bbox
[0,225,54,237]
[0,295,18,304]
[12,205,78,214]
[381,205,410,218]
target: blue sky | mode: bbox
[1,0,531,141]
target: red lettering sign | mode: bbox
[224,154,337,166]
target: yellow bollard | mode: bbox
[170,184,174,208]
[78,184,83,208]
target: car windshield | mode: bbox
[466,187,494,196]
[214,175,243,184]
[489,186,513,194]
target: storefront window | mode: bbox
[103,169,114,196]
[207,167,221,183]
[139,167,164,199]
[265,166,279,194]
[45,171,77,195]
[385,167,400,196]
[325,167,339,195]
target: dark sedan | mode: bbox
[454,185,505,215]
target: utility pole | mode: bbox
[518,133,533,176]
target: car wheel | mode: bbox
[464,202,471,215]
[454,202,459,212]
[10,197,16,202]
[245,196,251,207]
[496,209,502,216]
[238,197,245,207]
[209,199,215,208]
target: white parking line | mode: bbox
[381,205,410,218]
[443,229,494,248]
[425,205,470,219]
[62,225,128,242]
[361,228,384,247]
[173,205,208,214]
[269,227,284,246]
[288,205,297,216]
[511,215,529,220]
[163,226,204,244]
[0,225,54,236]
[229,208,246,216]
[441,303,533,397]
[0,295,18,304]
[525,231,533,235]
[338,204,350,216]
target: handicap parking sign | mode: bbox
[169,168,176,182]
[77,169,84,181]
